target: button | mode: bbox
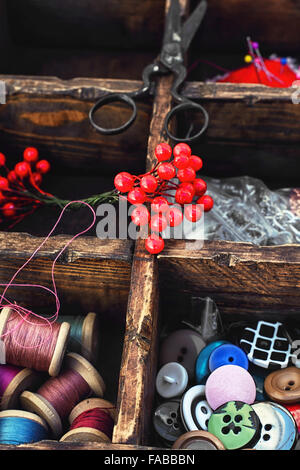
[159,329,206,379]
[153,399,186,446]
[264,367,300,404]
[205,365,256,410]
[172,430,225,450]
[156,362,188,398]
[239,321,291,369]
[285,404,300,434]
[195,340,228,384]
[209,344,248,372]
[207,401,261,450]
[180,385,212,432]
[252,402,297,450]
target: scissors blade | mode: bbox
[162,0,182,47]
[181,0,207,53]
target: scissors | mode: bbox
[89,0,209,143]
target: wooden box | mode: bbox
[0,0,299,451]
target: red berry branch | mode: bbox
[113,142,214,255]
[0,143,214,255]
[0,147,118,228]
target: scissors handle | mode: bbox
[89,64,160,135]
[89,93,137,135]
[164,101,209,143]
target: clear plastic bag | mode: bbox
[203,176,300,245]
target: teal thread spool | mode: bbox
[57,312,99,364]
[0,410,48,445]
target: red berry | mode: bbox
[179,182,195,197]
[184,204,203,222]
[0,153,6,167]
[189,155,203,172]
[145,233,165,254]
[31,172,43,186]
[177,167,196,183]
[193,179,207,197]
[165,205,183,227]
[36,159,51,174]
[0,177,9,191]
[197,194,214,212]
[175,187,194,205]
[173,143,191,158]
[173,154,190,169]
[23,147,39,163]
[7,171,18,185]
[131,205,150,226]
[155,143,172,162]
[114,172,134,193]
[151,196,169,213]
[150,213,168,233]
[157,162,176,180]
[15,161,30,179]
[0,191,5,203]
[2,202,16,218]
[140,174,158,193]
[127,187,146,205]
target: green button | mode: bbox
[207,401,261,450]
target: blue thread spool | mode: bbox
[0,410,48,445]
[209,343,249,372]
[195,340,228,384]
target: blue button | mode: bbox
[209,343,248,371]
[195,340,228,384]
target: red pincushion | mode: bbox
[215,58,298,88]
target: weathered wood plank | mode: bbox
[0,234,133,314]
[0,440,162,451]
[158,240,300,315]
[0,77,151,176]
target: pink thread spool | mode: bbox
[0,364,40,410]
[0,307,70,377]
[20,352,106,438]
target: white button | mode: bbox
[156,362,188,398]
[180,385,212,431]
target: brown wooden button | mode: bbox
[264,367,300,404]
[172,430,225,450]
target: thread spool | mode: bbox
[20,352,105,438]
[0,410,48,444]
[58,313,99,363]
[0,364,41,410]
[0,307,70,377]
[60,398,116,443]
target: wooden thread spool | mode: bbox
[20,352,105,438]
[0,307,70,377]
[0,410,48,445]
[0,364,41,411]
[60,398,116,443]
[58,312,99,364]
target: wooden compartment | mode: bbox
[0,236,133,449]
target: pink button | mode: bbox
[205,365,256,410]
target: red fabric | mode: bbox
[216,58,297,88]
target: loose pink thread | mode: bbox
[0,201,96,351]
